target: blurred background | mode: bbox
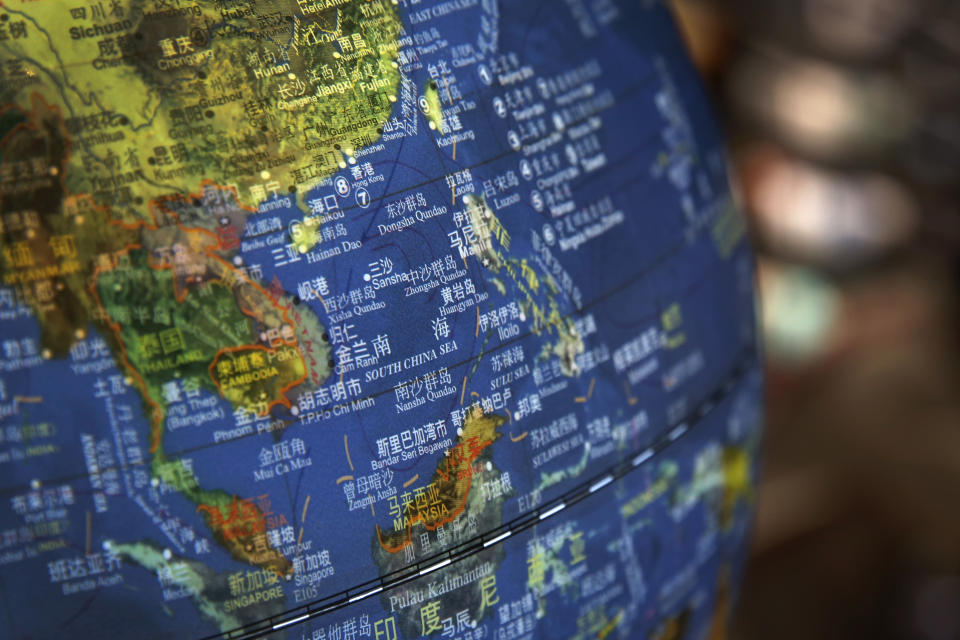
[668,1,960,638]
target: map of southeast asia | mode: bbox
[0,1,763,638]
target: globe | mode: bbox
[0,1,762,638]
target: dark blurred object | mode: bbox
[672,1,960,638]
[742,145,918,268]
[677,0,960,268]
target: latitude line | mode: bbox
[0,217,736,497]
[204,350,758,640]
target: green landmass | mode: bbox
[108,539,286,634]
[1,0,403,218]
[0,0,404,580]
[423,79,445,132]
[463,193,585,376]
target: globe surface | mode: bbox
[0,1,762,638]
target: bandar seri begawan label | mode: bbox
[0,1,762,638]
